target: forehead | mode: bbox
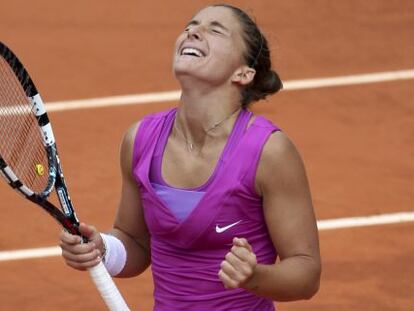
[191,6,242,32]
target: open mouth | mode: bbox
[180,47,205,57]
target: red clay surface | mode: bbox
[0,0,413,310]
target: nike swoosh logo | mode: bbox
[215,220,242,233]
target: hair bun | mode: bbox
[241,69,283,105]
[261,69,283,95]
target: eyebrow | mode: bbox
[185,19,230,33]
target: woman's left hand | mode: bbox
[218,237,257,289]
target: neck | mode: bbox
[175,84,242,149]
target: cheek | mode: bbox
[173,33,186,53]
[211,44,242,71]
[222,36,245,64]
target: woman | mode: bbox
[60,4,321,310]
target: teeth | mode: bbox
[181,47,203,57]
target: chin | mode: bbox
[173,60,229,85]
[173,62,200,79]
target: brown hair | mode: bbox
[214,4,283,107]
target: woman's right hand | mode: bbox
[59,223,104,270]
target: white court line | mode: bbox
[317,211,414,230]
[0,211,413,262]
[43,69,414,112]
[46,91,182,112]
[282,69,414,90]
[0,246,61,262]
[1,69,413,116]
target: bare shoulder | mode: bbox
[256,131,308,196]
[120,121,142,177]
[261,131,303,168]
[122,121,141,147]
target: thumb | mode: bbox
[233,237,253,252]
[78,223,99,241]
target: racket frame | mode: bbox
[0,41,130,310]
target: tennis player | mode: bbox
[60,4,321,310]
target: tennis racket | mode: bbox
[0,41,130,311]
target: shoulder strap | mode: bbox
[234,115,281,195]
[220,109,253,160]
[132,108,176,169]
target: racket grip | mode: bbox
[88,261,131,311]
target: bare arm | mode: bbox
[219,131,321,301]
[60,122,151,277]
[108,121,151,277]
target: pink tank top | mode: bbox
[133,108,280,311]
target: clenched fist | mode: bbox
[218,237,257,290]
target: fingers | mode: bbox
[219,237,257,289]
[61,245,101,270]
[60,229,82,245]
[59,223,102,271]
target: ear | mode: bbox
[231,66,256,86]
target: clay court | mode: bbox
[0,0,413,310]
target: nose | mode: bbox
[187,25,202,41]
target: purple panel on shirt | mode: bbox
[151,182,205,222]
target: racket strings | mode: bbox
[0,56,49,194]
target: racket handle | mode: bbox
[88,261,131,311]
